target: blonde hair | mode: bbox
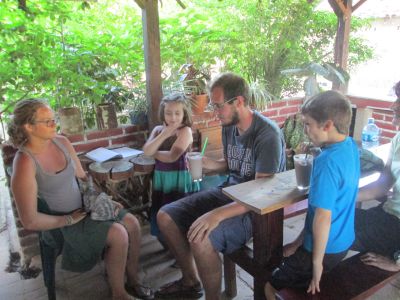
[7,98,48,147]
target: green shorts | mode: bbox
[42,209,128,272]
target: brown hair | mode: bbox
[7,98,48,147]
[158,93,192,127]
[208,72,250,105]
[301,90,352,135]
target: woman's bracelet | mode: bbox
[65,214,73,226]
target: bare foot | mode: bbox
[360,252,400,272]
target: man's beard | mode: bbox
[222,111,239,127]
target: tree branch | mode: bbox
[353,0,367,12]
[176,0,186,9]
[134,0,145,9]
[18,0,27,12]
[334,0,347,15]
[328,0,342,16]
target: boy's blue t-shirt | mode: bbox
[303,137,360,254]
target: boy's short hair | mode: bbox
[301,90,352,135]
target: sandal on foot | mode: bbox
[125,283,154,300]
[154,279,203,299]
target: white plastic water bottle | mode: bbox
[361,117,380,149]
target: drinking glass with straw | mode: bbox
[187,137,208,183]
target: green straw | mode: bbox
[201,137,208,155]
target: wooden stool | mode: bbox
[89,159,153,218]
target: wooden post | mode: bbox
[328,0,368,92]
[141,0,162,130]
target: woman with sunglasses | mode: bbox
[8,99,154,300]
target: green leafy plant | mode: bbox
[125,84,148,126]
[160,0,372,99]
[281,61,350,99]
[178,64,210,95]
[0,0,144,128]
[163,64,210,112]
[1,0,373,126]
[248,80,275,111]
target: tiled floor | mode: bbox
[0,178,399,299]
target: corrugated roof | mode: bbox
[317,0,400,18]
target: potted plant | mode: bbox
[281,61,350,99]
[164,64,210,114]
[180,64,210,114]
[126,86,148,126]
[248,80,275,112]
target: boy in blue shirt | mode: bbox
[265,90,360,299]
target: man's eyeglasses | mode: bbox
[207,96,238,112]
[33,118,58,127]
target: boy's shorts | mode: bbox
[270,246,347,290]
[160,187,253,254]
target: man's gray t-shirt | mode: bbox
[222,111,286,185]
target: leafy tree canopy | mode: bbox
[160,0,372,97]
[0,0,373,129]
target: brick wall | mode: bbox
[67,124,148,155]
[191,97,304,130]
[5,95,397,267]
[263,98,304,126]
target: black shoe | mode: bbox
[125,283,154,300]
[155,279,203,299]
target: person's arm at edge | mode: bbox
[307,207,331,294]
[358,158,394,202]
[11,152,71,231]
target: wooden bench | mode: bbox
[276,252,400,300]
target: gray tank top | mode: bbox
[21,139,82,213]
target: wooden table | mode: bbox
[88,158,154,218]
[222,143,391,300]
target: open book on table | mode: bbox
[85,147,143,163]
